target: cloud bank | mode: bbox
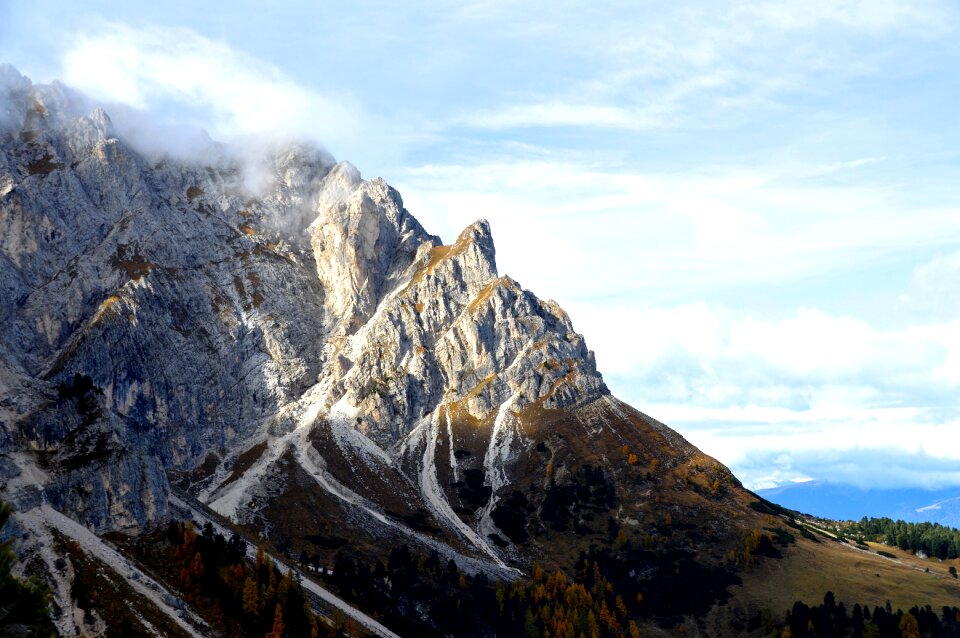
[566,286,960,490]
[399,158,960,491]
[58,23,365,162]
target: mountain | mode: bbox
[758,481,960,527]
[3,67,960,637]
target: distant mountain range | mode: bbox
[757,481,960,527]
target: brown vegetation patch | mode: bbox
[464,374,497,400]
[98,294,122,313]
[260,457,368,565]
[229,272,265,310]
[306,423,452,540]
[730,534,960,616]
[222,441,268,487]
[505,399,768,575]
[186,185,204,201]
[246,272,263,308]
[540,367,579,403]
[443,399,487,432]
[111,245,155,281]
[400,225,481,296]
[91,294,123,325]
[232,275,246,299]
[435,401,496,517]
[210,292,230,316]
[171,452,222,491]
[251,242,280,258]
[27,152,63,176]
[466,278,518,314]
[52,531,194,637]
[254,450,461,569]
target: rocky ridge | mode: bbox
[0,68,772,635]
[0,68,611,540]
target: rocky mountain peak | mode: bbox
[445,217,498,283]
[309,173,436,335]
[311,160,362,214]
[1,66,946,638]
[0,73,614,538]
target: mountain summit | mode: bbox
[4,68,957,637]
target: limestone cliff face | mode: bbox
[332,217,607,446]
[0,68,611,542]
[309,173,435,336]
[0,68,814,638]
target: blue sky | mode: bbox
[3,1,960,490]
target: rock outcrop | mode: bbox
[2,71,768,631]
[0,67,610,540]
[0,68,788,638]
[6,64,950,638]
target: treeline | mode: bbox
[314,512,797,636]
[322,545,644,638]
[777,593,960,638]
[498,563,641,638]
[844,518,960,560]
[321,524,790,638]
[150,521,329,638]
[573,519,789,623]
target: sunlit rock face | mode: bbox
[0,68,609,535]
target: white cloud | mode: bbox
[397,159,960,306]
[563,299,960,489]
[653,397,960,490]
[458,70,742,131]
[570,302,960,392]
[460,102,653,131]
[901,250,960,320]
[444,0,957,133]
[728,447,960,491]
[812,156,888,175]
[746,0,955,34]
[398,155,960,491]
[59,23,365,159]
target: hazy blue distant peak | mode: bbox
[758,481,960,526]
